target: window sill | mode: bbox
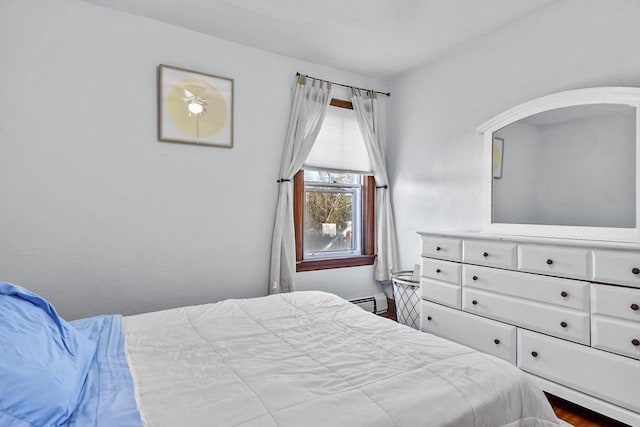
[296,255,376,272]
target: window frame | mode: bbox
[303,176,363,259]
[294,99,375,272]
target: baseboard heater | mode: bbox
[349,293,388,315]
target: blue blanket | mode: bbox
[67,315,143,427]
[0,282,142,427]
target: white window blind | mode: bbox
[304,104,372,174]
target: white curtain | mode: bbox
[269,76,332,294]
[352,89,398,281]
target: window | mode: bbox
[294,99,375,272]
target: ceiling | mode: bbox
[82,0,560,79]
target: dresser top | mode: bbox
[417,230,640,251]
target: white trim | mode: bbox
[477,87,640,133]
[478,87,640,243]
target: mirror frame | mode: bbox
[477,87,640,242]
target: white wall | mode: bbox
[386,0,640,268]
[0,0,387,319]
[493,121,542,224]
[535,112,636,227]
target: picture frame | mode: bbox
[158,64,234,148]
[492,136,504,179]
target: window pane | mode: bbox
[304,189,355,255]
[303,169,361,185]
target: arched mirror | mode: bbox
[478,87,640,242]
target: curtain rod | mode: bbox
[296,72,390,97]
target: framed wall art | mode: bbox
[492,136,504,179]
[158,64,234,148]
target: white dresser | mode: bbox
[418,231,640,426]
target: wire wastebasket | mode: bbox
[391,271,420,329]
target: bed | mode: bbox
[0,282,563,427]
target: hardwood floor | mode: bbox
[379,302,630,427]
[547,394,630,427]
[384,298,397,321]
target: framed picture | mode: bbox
[158,64,234,148]
[492,137,504,179]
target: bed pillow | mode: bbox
[0,282,97,427]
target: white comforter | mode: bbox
[123,291,562,427]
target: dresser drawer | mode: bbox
[591,284,640,361]
[591,284,640,322]
[420,277,460,309]
[592,249,640,288]
[462,288,590,345]
[462,265,589,311]
[518,244,591,280]
[517,329,640,413]
[592,316,640,360]
[421,300,516,364]
[462,239,517,269]
[421,235,462,261]
[421,258,461,284]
